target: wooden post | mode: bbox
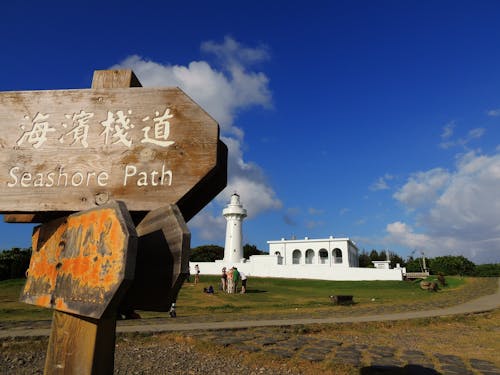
[44,313,118,375]
[43,70,142,375]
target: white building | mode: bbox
[267,236,360,267]
[190,194,405,281]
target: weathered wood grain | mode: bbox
[44,310,116,375]
[120,204,190,311]
[91,69,141,89]
[177,138,227,222]
[0,82,220,214]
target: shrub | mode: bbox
[0,248,32,281]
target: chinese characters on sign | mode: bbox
[0,84,223,214]
[17,107,175,149]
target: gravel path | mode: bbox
[0,335,303,375]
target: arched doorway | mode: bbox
[305,249,315,264]
[292,249,302,264]
[319,248,328,264]
[333,248,343,264]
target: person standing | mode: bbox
[194,264,200,284]
[221,267,228,292]
[240,271,247,293]
[227,267,234,294]
[233,267,240,293]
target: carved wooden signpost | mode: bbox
[0,70,226,222]
[0,70,227,374]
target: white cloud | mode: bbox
[308,207,325,215]
[283,207,300,226]
[393,168,450,209]
[306,220,324,229]
[339,208,351,216]
[370,174,394,191]
[467,128,485,139]
[111,53,270,136]
[385,221,430,249]
[439,121,486,150]
[356,218,367,225]
[189,211,226,242]
[441,121,455,139]
[487,108,500,116]
[111,37,281,242]
[386,151,500,264]
[201,36,270,68]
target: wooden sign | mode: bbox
[20,201,137,319]
[12,71,225,375]
[120,204,190,311]
[0,82,226,220]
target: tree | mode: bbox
[358,250,373,268]
[389,251,405,268]
[405,257,425,272]
[358,249,406,268]
[189,245,223,262]
[369,249,381,261]
[0,247,32,280]
[243,243,265,258]
[429,255,476,276]
[474,263,500,277]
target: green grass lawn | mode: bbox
[0,276,496,322]
[0,279,52,321]
[168,275,467,317]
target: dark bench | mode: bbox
[329,295,354,305]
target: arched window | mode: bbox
[319,248,328,264]
[292,249,302,264]
[333,248,343,264]
[305,249,315,264]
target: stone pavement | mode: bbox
[182,327,500,375]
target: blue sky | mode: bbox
[1,1,500,263]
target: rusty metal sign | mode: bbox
[20,201,137,318]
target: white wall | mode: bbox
[189,261,404,281]
[189,237,402,282]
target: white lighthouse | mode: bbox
[223,193,247,264]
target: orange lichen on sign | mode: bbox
[20,202,135,318]
[60,208,126,290]
[23,220,67,295]
[54,297,69,312]
[35,295,52,307]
